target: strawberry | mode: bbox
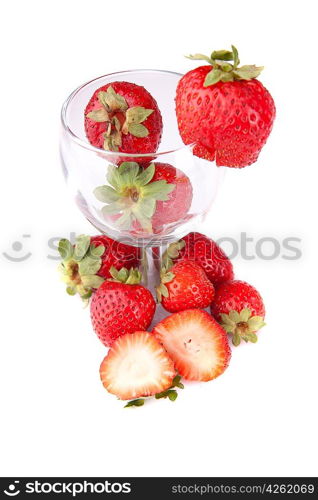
[94,161,192,235]
[210,280,266,346]
[85,82,162,154]
[90,267,156,346]
[163,232,234,286]
[175,45,276,167]
[58,234,140,300]
[100,331,176,400]
[153,309,231,381]
[156,259,214,313]
[150,162,193,230]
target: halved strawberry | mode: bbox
[99,332,176,400]
[153,309,231,381]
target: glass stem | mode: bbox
[140,246,162,297]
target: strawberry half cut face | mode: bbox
[100,331,176,400]
[153,309,231,382]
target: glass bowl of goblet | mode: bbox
[60,70,225,283]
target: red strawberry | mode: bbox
[153,309,231,381]
[85,82,162,154]
[100,331,176,400]
[150,163,193,229]
[90,235,140,278]
[94,161,193,235]
[175,45,276,167]
[156,260,214,313]
[163,232,234,286]
[90,267,156,346]
[58,234,140,300]
[211,280,266,346]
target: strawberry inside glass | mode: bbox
[85,82,163,154]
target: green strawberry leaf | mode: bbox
[90,244,105,258]
[117,267,129,282]
[222,324,235,334]
[142,180,175,201]
[138,163,155,186]
[135,198,156,219]
[168,390,178,401]
[124,399,145,408]
[232,332,241,346]
[204,68,222,87]
[87,108,109,122]
[58,239,73,260]
[166,240,185,259]
[106,165,122,191]
[125,107,153,124]
[220,313,235,327]
[94,185,122,203]
[78,255,101,275]
[220,72,234,82]
[239,308,251,322]
[232,45,240,68]
[161,272,175,284]
[81,289,93,300]
[211,49,233,61]
[118,162,140,186]
[229,310,241,323]
[128,123,149,138]
[233,65,264,80]
[159,283,169,298]
[172,375,184,389]
[155,389,178,401]
[186,53,213,64]
[99,87,128,112]
[116,211,135,230]
[219,62,233,72]
[81,275,104,289]
[102,201,124,215]
[245,332,258,343]
[247,316,266,332]
[73,235,90,261]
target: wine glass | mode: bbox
[60,70,224,287]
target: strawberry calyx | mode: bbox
[155,247,181,302]
[219,308,266,346]
[156,268,175,302]
[124,374,184,408]
[108,266,142,285]
[58,235,105,301]
[186,45,264,87]
[86,86,154,151]
[161,239,185,270]
[94,162,175,233]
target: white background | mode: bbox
[0,0,317,478]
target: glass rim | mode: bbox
[60,68,196,158]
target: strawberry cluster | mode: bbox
[83,46,275,238]
[58,45,273,406]
[58,232,265,407]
